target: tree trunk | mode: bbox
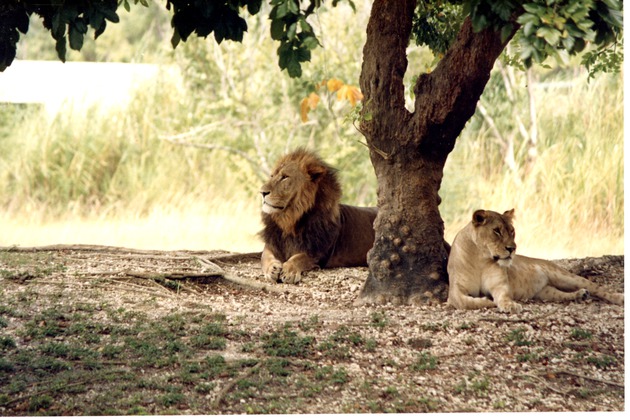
[356,0,515,305]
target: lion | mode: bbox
[447,209,624,313]
[258,148,377,284]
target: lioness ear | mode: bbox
[472,210,487,227]
[503,209,515,221]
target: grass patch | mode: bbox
[506,327,533,347]
[454,373,491,397]
[317,326,365,360]
[585,354,617,369]
[261,325,315,358]
[370,311,389,329]
[570,328,593,340]
[412,351,438,371]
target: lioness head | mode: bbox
[471,209,516,267]
[260,149,341,229]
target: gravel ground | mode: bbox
[0,246,624,414]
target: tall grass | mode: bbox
[0,1,623,257]
[443,73,623,258]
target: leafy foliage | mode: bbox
[411,0,465,56]
[410,0,623,79]
[482,0,622,77]
[166,0,261,47]
[1,0,622,79]
[0,0,122,69]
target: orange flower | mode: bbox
[326,78,344,93]
[300,92,320,122]
[336,84,364,106]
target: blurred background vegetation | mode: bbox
[0,0,623,258]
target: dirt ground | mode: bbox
[0,245,624,415]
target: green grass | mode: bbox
[506,327,534,347]
[412,351,438,371]
[261,325,315,358]
[570,328,593,340]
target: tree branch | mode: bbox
[412,18,518,157]
[359,0,415,155]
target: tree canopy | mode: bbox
[0,0,623,77]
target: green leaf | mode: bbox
[523,21,536,37]
[55,36,67,62]
[522,3,546,16]
[287,22,297,40]
[100,6,119,23]
[51,13,65,39]
[171,29,181,49]
[287,0,299,15]
[500,23,513,44]
[270,18,284,41]
[274,2,290,19]
[247,0,263,15]
[94,20,107,39]
[471,13,488,32]
[537,26,560,45]
[301,36,320,50]
[516,12,539,26]
[69,24,84,50]
[277,43,302,77]
[298,16,313,33]
[562,34,575,51]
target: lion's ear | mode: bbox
[503,209,515,221]
[305,162,327,182]
[472,210,487,227]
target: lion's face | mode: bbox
[260,161,317,215]
[259,149,341,235]
[471,209,517,267]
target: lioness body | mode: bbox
[259,149,376,284]
[447,209,623,313]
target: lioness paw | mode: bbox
[575,289,589,301]
[264,261,283,283]
[499,301,522,314]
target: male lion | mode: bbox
[259,148,377,284]
[447,209,624,313]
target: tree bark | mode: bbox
[356,0,516,305]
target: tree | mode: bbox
[0,0,623,304]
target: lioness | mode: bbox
[447,209,624,313]
[259,148,377,284]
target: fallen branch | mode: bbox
[207,252,262,264]
[553,369,624,388]
[516,373,568,396]
[213,362,261,409]
[124,270,286,295]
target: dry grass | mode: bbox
[1,202,263,253]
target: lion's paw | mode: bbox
[264,261,283,283]
[279,261,303,284]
